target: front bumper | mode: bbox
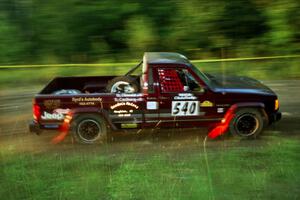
[29,121,42,135]
[269,111,282,124]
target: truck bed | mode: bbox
[40,76,116,94]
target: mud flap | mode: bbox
[208,105,237,139]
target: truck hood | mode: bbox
[208,74,275,96]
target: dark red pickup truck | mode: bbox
[29,52,281,143]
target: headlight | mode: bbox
[275,99,279,110]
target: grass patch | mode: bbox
[0,136,299,199]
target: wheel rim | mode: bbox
[77,119,102,142]
[235,114,259,136]
[111,81,135,93]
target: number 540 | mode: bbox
[171,101,199,116]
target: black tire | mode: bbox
[229,108,264,139]
[71,114,107,144]
[106,76,139,93]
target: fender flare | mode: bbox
[228,102,268,123]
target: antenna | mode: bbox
[221,48,226,85]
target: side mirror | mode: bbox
[199,87,206,93]
[183,86,190,91]
[193,86,206,93]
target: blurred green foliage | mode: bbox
[1,58,299,89]
[0,0,299,64]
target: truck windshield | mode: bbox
[190,64,213,88]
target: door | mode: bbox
[156,67,216,128]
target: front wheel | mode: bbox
[229,108,264,138]
[71,114,107,144]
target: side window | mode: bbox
[180,69,202,92]
[158,68,184,93]
[158,68,202,93]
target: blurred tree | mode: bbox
[217,0,268,40]
[0,14,28,64]
[288,1,300,53]
[166,0,228,58]
[125,16,157,56]
[0,0,298,64]
[29,1,75,63]
[263,0,300,54]
[215,0,269,57]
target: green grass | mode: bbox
[0,57,299,89]
[0,135,299,200]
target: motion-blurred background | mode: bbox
[0,0,299,64]
[1,1,300,200]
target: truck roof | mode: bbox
[144,52,191,65]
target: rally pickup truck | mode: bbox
[29,52,281,144]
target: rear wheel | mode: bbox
[229,108,264,138]
[71,114,107,144]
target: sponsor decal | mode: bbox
[41,111,64,120]
[117,113,131,117]
[116,93,143,97]
[121,123,138,128]
[72,97,102,106]
[110,102,139,117]
[115,93,143,102]
[113,110,130,114]
[217,107,225,113]
[44,99,61,109]
[110,102,139,110]
[41,108,70,121]
[174,93,197,100]
[216,104,230,107]
[147,101,158,110]
[200,100,214,107]
[113,109,133,117]
[53,108,70,114]
[114,97,143,102]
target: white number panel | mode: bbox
[171,101,199,116]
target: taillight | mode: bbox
[33,100,41,121]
